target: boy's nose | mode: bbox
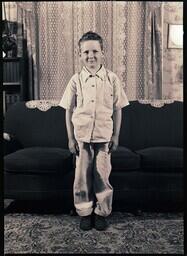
[88,52,94,58]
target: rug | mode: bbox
[4,211,183,254]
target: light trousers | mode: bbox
[73,141,113,217]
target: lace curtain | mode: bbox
[14,2,163,101]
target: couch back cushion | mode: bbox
[4,100,183,150]
[119,101,183,150]
[4,101,68,148]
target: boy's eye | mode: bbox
[83,50,98,54]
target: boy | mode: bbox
[59,31,129,231]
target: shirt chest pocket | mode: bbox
[103,82,113,109]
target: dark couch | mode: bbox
[4,100,183,211]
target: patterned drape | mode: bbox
[15,2,164,101]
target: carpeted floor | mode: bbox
[4,205,183,254]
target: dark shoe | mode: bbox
[94,214,108,231]
[80,215,92,231]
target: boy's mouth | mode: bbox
[87,59,96,62]
[88,61,94,63]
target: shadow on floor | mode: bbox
[4,199,183,216]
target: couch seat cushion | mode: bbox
[111,146,140,171]
[4,147,73,174]
[137,147,183,171]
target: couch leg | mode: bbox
[4,199,15,213]
[69,207,77,216]
[133,209,142,216]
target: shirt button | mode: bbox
[92,85,95,87]
[91,100,94,102]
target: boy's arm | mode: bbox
[66,109,79,155]
[109,108,122,153]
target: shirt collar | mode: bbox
[81,65,106,82]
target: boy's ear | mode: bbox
[78,49,82,57]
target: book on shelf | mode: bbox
[5,93,20,111]
[3,61,20,82]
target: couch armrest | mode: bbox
[3,133,23,156]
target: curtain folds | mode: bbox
[14,2,164,101]
[144,2,163,99]
[16,2,39,99]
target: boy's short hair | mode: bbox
[78,31,104,51]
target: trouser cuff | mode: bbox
[76,208,93,217]
[94,208,112,217]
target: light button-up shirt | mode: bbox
[59,65,129,143]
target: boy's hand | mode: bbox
[108,135,119,153]
[68,138,79,156]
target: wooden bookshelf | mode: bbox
[3,55,28,114]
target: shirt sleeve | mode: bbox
[58,75,77,110]
[113,74,129,110]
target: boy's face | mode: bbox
[79,40,104,70]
